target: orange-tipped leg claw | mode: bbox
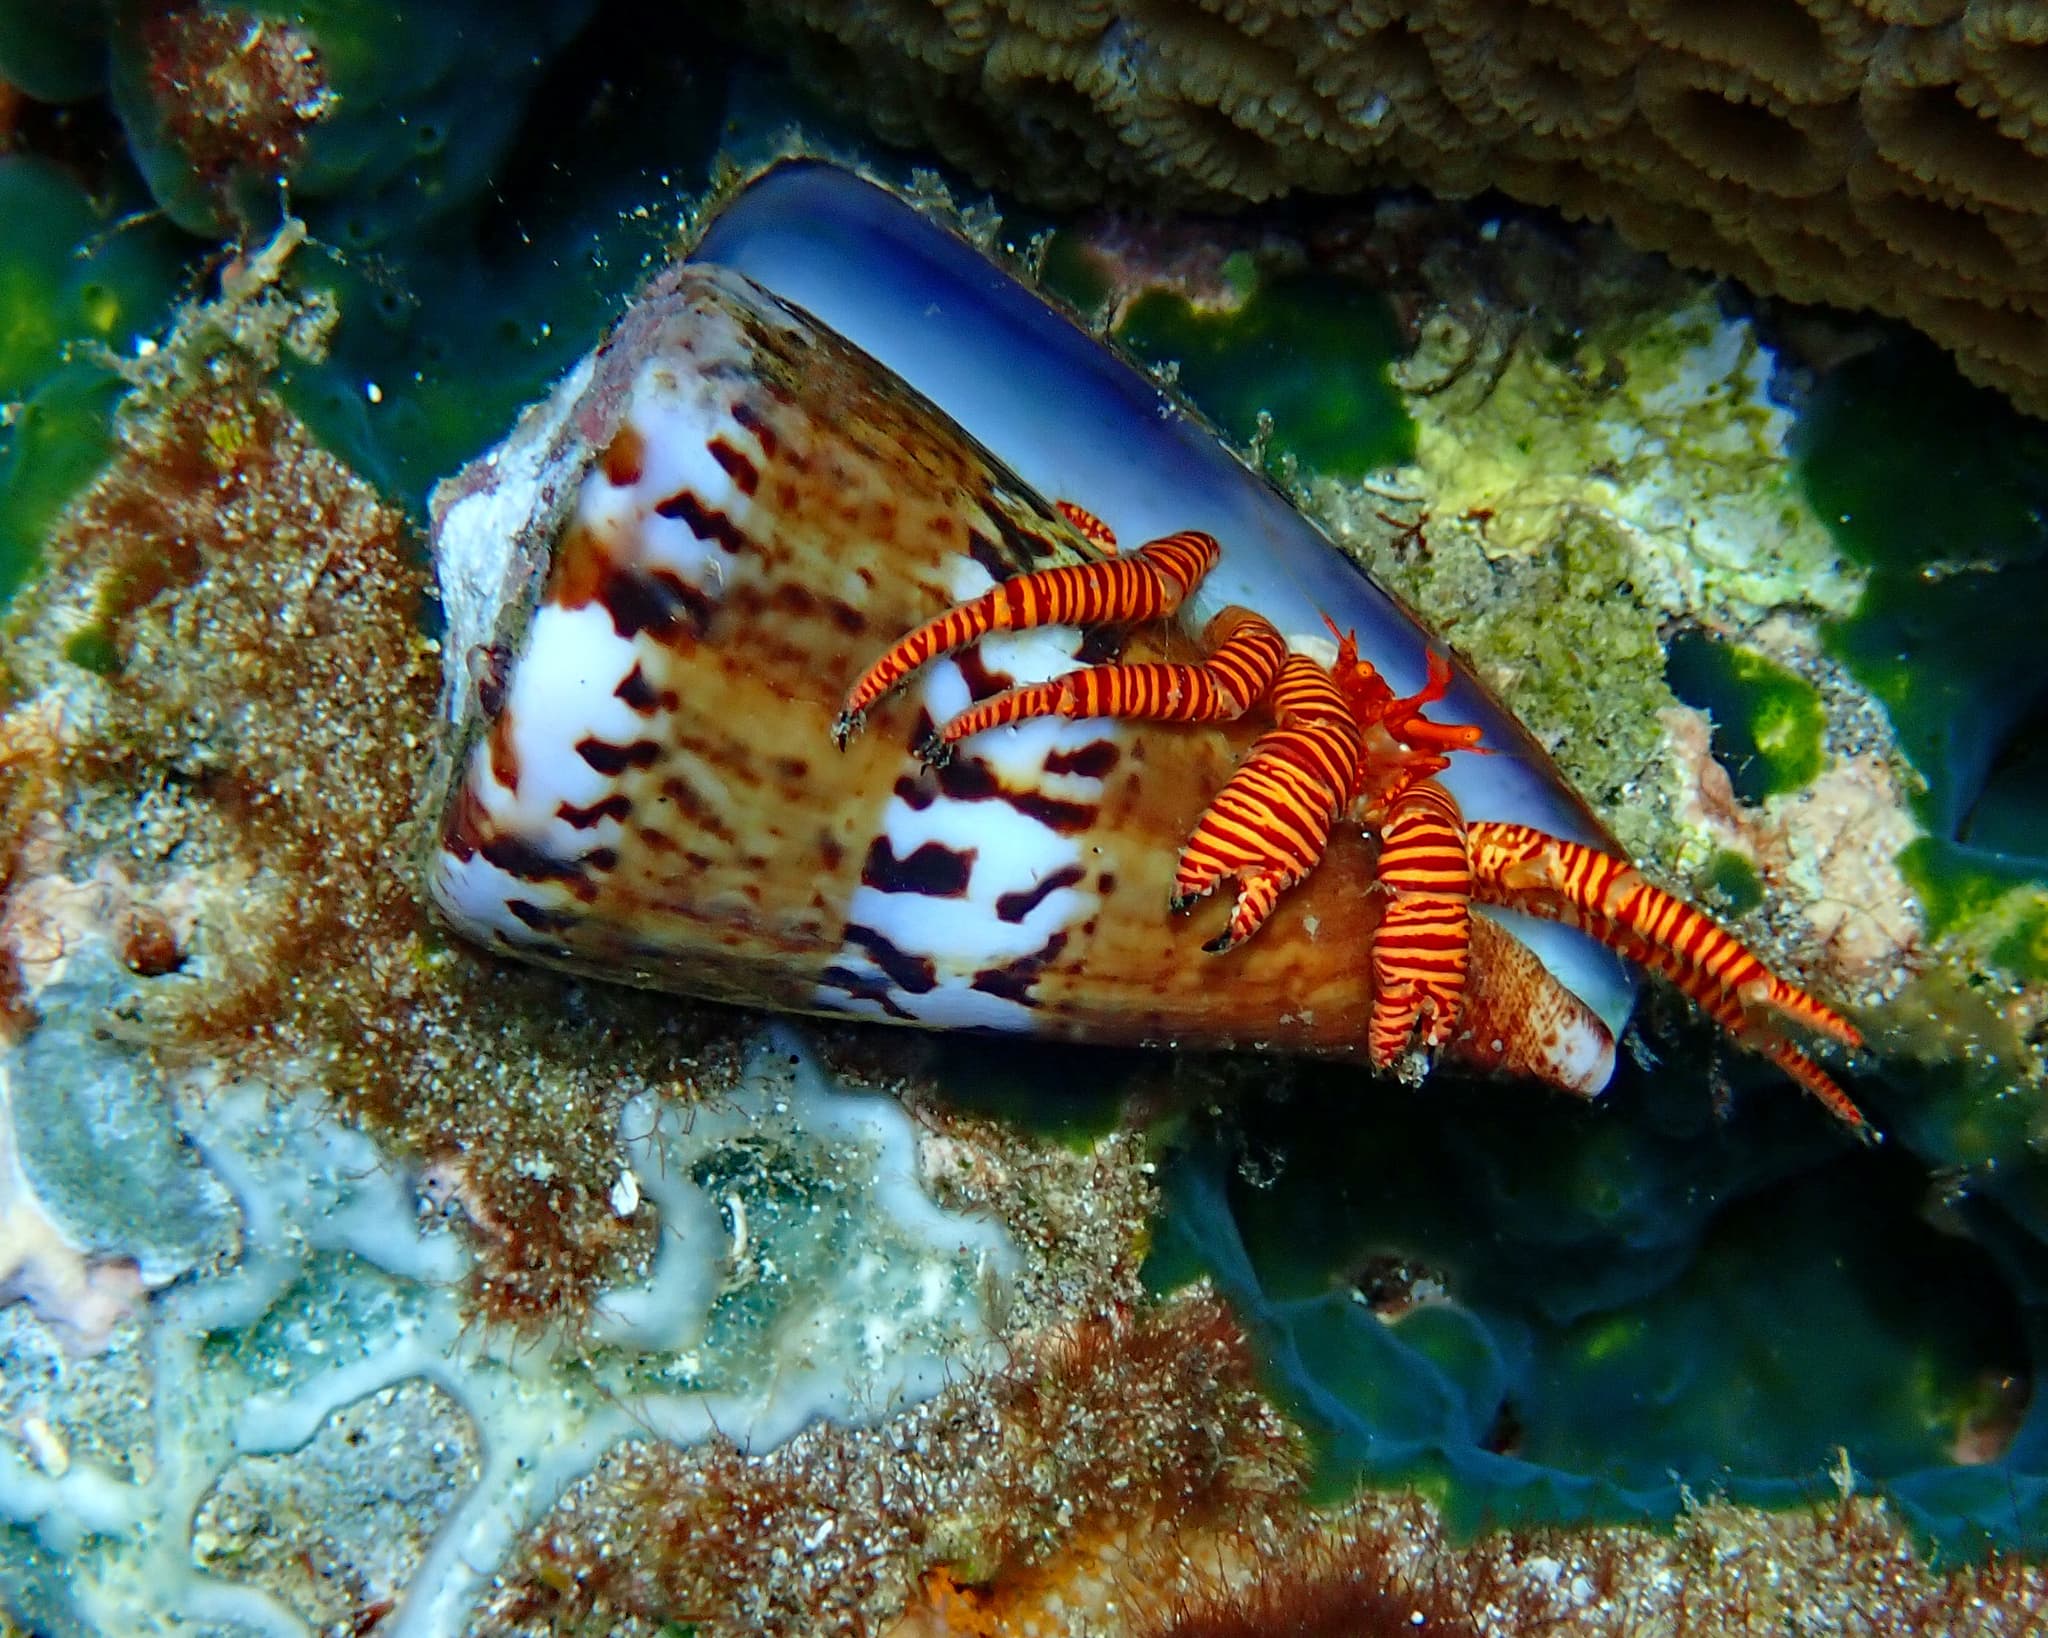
[1367,779,1475,1072]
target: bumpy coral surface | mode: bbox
[746,0,2048,415]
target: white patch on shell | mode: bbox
[819,557,1117,1027]
[492,604,642,840]
[428,847,542,947]
[428,333,772,949]
[425,601,647,949]
[573,351,757,601]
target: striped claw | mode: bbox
[931,607,1288,751]
[1465,822,1867,1131]
[1172,655,1363,950]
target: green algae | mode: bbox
[1114,267,1414,480]
[1035,228,1112,319]
[1664,631,1827,802]
[0,158,184,606]
[1899,839,2048,987]
[1797,338,2048,986]
[1704,849,1765,915]
[1799,342,2048,845]
[924,1037,1142,1148]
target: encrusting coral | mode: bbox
[742,0,2048,415]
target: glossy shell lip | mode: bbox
[688,159,1636,1037]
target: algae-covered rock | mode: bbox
[1665,630,1829,803]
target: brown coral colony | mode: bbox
[755,0,2048,415]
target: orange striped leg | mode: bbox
[924,607,1289,761]
[1579,909,1867,1130]
[1466,824,1862,1047]
[1368,780,1474,1070]
[1173,655,1365,951]
[1466,822,1867,1128]
[833,530,1221,746]
[1637,939,1867,1131]
[1056,500,1120,550]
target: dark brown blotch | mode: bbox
[481,829,588,889]
[657,774,737,843]
[655,488,747,557]
[953,645,1015,703]
[557,792,632,830]
[934,756,1097,835]
[602,424,646,487]
[599,562,713,641]
[1045,740,1120,780]
[730,399,779,459]
[707,435,760,496]
[488,709,521,796]
[893,771,937,811]
[845,925,938,994]
[576,736,662,776]
[506,898,579,934]
[819,963,912,1019]
[965,527,1009,585]
[861,836,975,898]
[614,663,663,714]
[988,502,1060,563]
[970,931,1068,1003]
[1076,626,1125,666]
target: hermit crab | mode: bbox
[426,160,1864,1125]
[833,503,1863,1126]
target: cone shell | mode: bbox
[427,258,1615,1095]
